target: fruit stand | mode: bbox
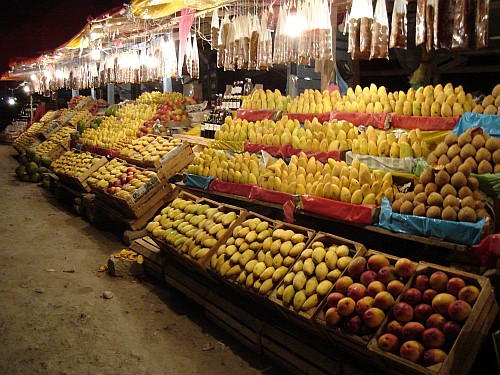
[4,0,500,370]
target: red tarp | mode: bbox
[330,111,388,129]
[244,142,341,162]
[208,179,254,198]
[249,186,294,205]
[471,234,500,266]
[300,195,378,225]
[236,109,275,121]
[390,115,459,130]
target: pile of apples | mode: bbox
[375,269,481,366]
[323,253,416,337]
[87,159,157,198]
[151,100,189,122]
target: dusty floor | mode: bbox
[0,145,286,375]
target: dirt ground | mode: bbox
[0,145,287,375]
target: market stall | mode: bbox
[4,0,500,374]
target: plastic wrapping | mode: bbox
[378,198,485,246]
[185,34,192,77]
[425,0,437,52]
[211,8,219,50]
[471,234,500,266]
[191,34,199,79]
[184,173,214,190]
[218,15,230,68]
[476,0,490,49]
[349,0,373,60]
[452,112,500,138]
[471,173,500,197]
[390,0,407,49]
[370,0,389,59]
[224,21,236,71]
[346,151,417,174]
[273,5,287,65]
[452,0,471,50]
[330,111,388,129]
[415,0,426,46]
[249,15,259,70]
[317,0,333,61]
[249,186,294,205]
[437,0,453,49]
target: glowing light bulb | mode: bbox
[23,85,30,93]
[30,74,38,81]
[7,97,16,105]
[91,49,101,60]
[285,14,307,37]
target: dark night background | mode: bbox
[0,0,124,129]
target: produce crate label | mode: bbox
[159,143,185,166]
[130,175,160,202]
[44,122,60,135]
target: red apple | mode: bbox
[429,271,449,292]
[402,321,425,341]
[426,313,448,330]
[378,333,401,354]
[413,304,434,324]
[335,276,353,294]
[367,254,390,272]
[378,265,399,284]
[387,320,404,338]
[356,296,374,317]
[422,348,447,366]
[327,292,345,307]
[347,257,367,279]
[458,285,480,305]
[387,280,405,298]
[403,288,422,306]
[395,258,415,279]
[393,302,414,324]
[432,293,456,315]
[337,297,356,317]
[447,277,466,297]
[414,274,430,292]
[363,307,385,328]
[343,315,363,334]
[400,340,425,363]
[360,270,377,286]
[347,283,367,301]
[324,307,341,326]
[447,300,472,322]
[367,281,386,297]
[443,321,461,342]
[422,289,438,304]
[373,291,395,312]
[422,327,446,348]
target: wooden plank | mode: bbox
[163,263,210,307]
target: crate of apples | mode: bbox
[368,262,497,374]
[315,251,417,353]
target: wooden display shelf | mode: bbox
[56,154,108,193]
[121,142,194,180]
[129,236,164,280]
[92,172,171,219]
[92,184,178,230]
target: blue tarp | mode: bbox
[184,174,214,190]
[378,197,485,246]
[452,112,500,138]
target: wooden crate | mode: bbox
[163,262,211,308]
[367,262,498,375]
[215,212,317,308]
[121,142,194,181]
[93,184,177,230]
[151,198,247,275]
[314,249,417,351]
[204,291,264,354]
[270,232,366,334]
[260,323,341,375]
[56,153,108,193]
[91,168,171,219]
[130,236,164,280]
